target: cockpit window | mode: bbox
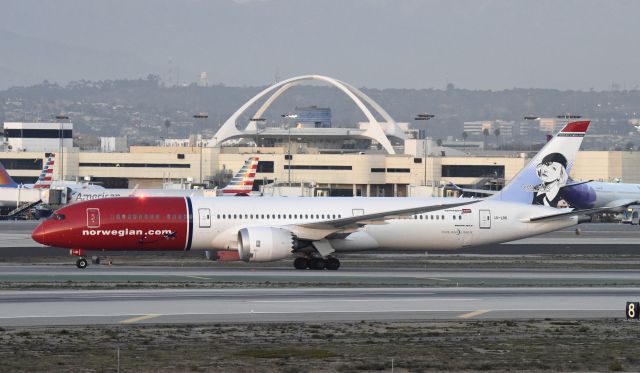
[50,213,65,221]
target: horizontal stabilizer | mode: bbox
[524,206,619,223]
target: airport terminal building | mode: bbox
[2,75,637,197]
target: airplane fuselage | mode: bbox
[33,196,578,255]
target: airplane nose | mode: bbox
[31,223,46,245]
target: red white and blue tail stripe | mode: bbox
[33,153,55,189]
[222,157,259,196]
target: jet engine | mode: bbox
[237,227,295,262]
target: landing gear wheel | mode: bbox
[325,257,340,270]
[76,258,88,269]
[293,257,309,270]
[309,257,326,270]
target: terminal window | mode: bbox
[0,158,43,170]
[257,161,274,173]
[284,165,352,170]
[441,165,504,178]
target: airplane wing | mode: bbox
[448,180,594,198]
[286,200,481,240]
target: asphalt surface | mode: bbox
[0,287,633,326]
[1,221,639,327]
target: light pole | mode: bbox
[414,113,435,186]
[55,114,69,181]
[193,112,208,184]
[281,113,297,186]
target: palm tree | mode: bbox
[482,128,489,149]
[462,131,468,149]
[494,128,501,149]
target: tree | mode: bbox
[494,128,501,149]
[626,141,634,152]
[462,131,468,149]
[482,128,490,149]
[436,138,443,147]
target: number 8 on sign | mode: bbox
[626,302,639,319]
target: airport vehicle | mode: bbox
[69,156,259,202]
[33,122,609,270]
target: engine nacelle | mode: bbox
[237,227,295,262]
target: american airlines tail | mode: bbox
[491,121,590,207]
[0,162,19,188]
[221,156,259,196]
[33,153,55,189]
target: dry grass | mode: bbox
[1,319,638,372]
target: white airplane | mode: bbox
[559,180,640,211]
[70,156,260,202]
[33,121,609,269]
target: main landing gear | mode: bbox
[293,256,340,270]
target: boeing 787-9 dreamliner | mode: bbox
[33,122,609,270]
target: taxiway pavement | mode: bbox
[0,287,632,327]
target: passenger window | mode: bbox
[442,215,445,220]
[278,214,281,219]
[294,214,297,219]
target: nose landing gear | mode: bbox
[70,248,88,269]
[76,258,88,269]
[293,256,340,270]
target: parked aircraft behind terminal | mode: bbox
[0,153,57,189]
[69,156,260,202]
[32,122,616,270]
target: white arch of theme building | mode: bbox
[212,75,404,154]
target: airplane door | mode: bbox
[86,208,100,228]
[352,209,364,216]
[198,208,211,228]
[479,209,491,229]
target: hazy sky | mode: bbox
[2,0,639,90]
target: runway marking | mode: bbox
[184,275,211,280]
[252,298,477,303]
[424,277,450,282]
[457,309,491,319]
[119,314,162,324]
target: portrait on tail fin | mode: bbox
[532,152,568,207]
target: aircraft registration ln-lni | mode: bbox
[34,121,611,270]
